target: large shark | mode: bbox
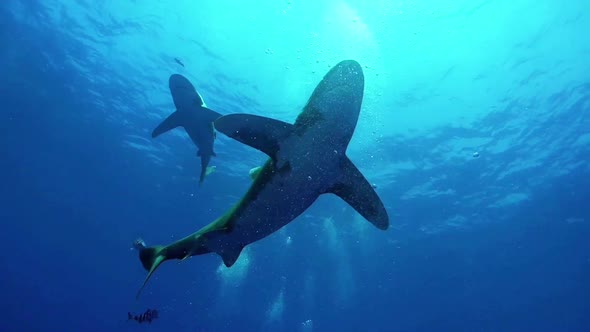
[152,74,222,184]
[135,60,389,296]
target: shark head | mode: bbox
[169,74,205,110]
[295,60,364,152]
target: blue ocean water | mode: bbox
[1,0,589,331]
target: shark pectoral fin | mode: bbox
[201,107,223,123]
[219,244,245,268]
[328,157,390,230]
[214,114,293,160]
[136,245,166,299]
[152,111,183,138]
[248,166,263,180]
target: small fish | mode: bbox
[128,308,159,324]
[174,57,185,67]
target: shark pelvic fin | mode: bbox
[214,114,293,161]
[327,157,389,230]
[136,245,166,299]
[152,111,183,138]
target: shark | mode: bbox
[152,74,222,184]
[135,60,389,297]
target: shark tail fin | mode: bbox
[136,245,166,299]
[328,157,389,230]
[152,111,183,138]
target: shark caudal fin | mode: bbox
[136,245,166,299]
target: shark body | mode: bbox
[152,74,222,184]
[136,60,389,296]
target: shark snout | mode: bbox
[169,74,193,90]
[168,74,205,109]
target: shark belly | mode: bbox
[209,165,324,249]
[215,126,342,245]
[183,116,212,152]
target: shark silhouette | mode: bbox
[135,60,389,297]
[152,74,222,184]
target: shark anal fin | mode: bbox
[214,114,293,160]
[219,244,245,268]
[152,111,183,138]
[328,157,389,230]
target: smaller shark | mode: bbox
[174,58,185,67]
[152,74,222,184]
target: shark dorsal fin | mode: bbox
[327,157,389,230]
[214,114,293,161]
